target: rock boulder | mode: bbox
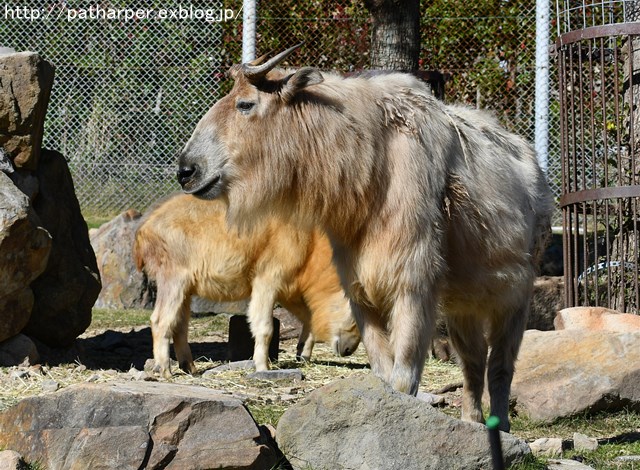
[0,381,278,469]
[0,172,51,342]
[512,329,640,422]
[277,374,530,470]
[0,450,27,470]
[23,149,101,347]
[91,209,153,309]
[554,306,640,332]
[0,51,54,170]
[0,334,39,367]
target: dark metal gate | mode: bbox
[558,19,640,313]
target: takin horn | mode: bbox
[228,52,271,78]
[248,51,272,66]
[241,43,303,79]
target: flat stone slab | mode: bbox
[547,459,596,469]
[204,359,256,375]
[248,369,304,381]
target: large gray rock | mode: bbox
[512,329,640,422]
[23,149,101,347]
[0,172,51,342]
[277,374,530,470]
[0,381,278,470]
[0,51,54,170]
[91,209,153,309]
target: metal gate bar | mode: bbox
[558,22,640,312]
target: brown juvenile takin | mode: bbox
[176,45,553,431]
[133,193,360,377]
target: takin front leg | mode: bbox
[446,311,488,425]
[150,274,189,378]
[487,302,529,432]
[246,278,278,371]
[351,300,394,382]
[388,292,435,395]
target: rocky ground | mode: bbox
[2,309,640,470]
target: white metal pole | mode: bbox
[535,0,550,174]
[242,0,256,63]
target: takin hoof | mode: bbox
[179,360,197,375]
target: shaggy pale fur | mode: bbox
[177,60,554,431]
[133,194,360,377]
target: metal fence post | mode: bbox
[535,0,550,175]
[242,0,256,62]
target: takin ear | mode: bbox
[281,67,324,102]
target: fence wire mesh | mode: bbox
[1,1,232,216]
[1,0,561,218]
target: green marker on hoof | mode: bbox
[486,415,505,470]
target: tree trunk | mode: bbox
[365,0,420,70]
[610,2,640,312]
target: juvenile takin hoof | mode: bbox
[295,354,310,363]
[147,359,173,379]
[179,360,197,375]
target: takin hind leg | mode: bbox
[487,302,529,432]
[351,300,394,383]
[295,324,314,363]
[172,301,196,375]
[150,274,189,378]
[280,300,315,362]
[446,312,489,425]
[388,292,435,395]
[247,277,278,371]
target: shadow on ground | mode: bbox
[34,327,228,371]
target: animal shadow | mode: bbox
[36,327,228,371]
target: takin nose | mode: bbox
[336,335,360,357]
[176,164,197,188]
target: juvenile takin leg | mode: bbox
[447,312,489,424]
[281,301,314,362]
[388,292,435,395]
[150,275,189,378]
[351,300,394,382]
[487,302,529,432]
[172,300,196,375]
[246,278,277,371]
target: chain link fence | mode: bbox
[1,1,232,216]
[1,0,561,218]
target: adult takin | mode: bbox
[133,193,360,378]
[176,45,554,431]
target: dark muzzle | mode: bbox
[177,164,198,188]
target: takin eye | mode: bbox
[236,100,256,114]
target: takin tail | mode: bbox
[132,229,146,272]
